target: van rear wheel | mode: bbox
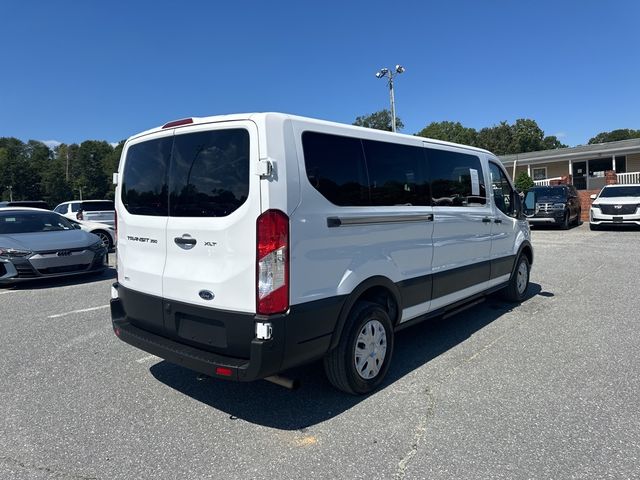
[323,301,394,395]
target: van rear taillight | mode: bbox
[256,210,289,315]
[162,118,194,129]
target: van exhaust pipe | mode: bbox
[264,375,300,390]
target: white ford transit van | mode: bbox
[110,113,533,394]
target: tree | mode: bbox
[0,137,43,201]
[102,141,125,200]
[416,121,478,145]
[76,140,114,199]
[541,135,567,150]
[514,172,534,192]
[353,110,404,132]
[588,129,640,144]
[512,118,545,153]
[477,121,514,155]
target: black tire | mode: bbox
[501,255,530,302]
[323,301,394,395]
[573,208,581,226]
[93,230,113,250]
[560,211,569,230]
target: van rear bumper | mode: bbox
[111,307,282,381]
[110,284,344,381]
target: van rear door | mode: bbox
[118,130,173,300]
[117,130,174,335]
[162,121,260,319]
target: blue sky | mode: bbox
[1,1,638,147]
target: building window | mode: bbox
[532,167,547,181]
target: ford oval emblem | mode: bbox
[199,290,215,301]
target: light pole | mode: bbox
[375,65,405,132]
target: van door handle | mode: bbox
[482,217,492,223]
[494,219,503,224]
[174,236,197,249]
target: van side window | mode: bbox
[302,132,369,206]
[70,203,80,213]
[362,139,430,206]
[489,162,515,216]
[121,137,172,216]
[428,149,486,207]
[54,204,67,214]
[169,129,250,217]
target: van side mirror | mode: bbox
[513,191,524,219]
[590,194,597,200]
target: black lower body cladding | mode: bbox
[110,283,345,381]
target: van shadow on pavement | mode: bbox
[150,282,543,430]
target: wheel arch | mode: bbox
[517,240,533,267]
[328,276,401,352]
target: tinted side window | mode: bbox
[428,149,486,206]
[169,129,249,217]
[70,203,80,213]
[121,137,172,216]
[362,140,430,206]
[302,132,369,206]
[82,201,114,211]
[54,205,67,214]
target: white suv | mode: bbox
[590,184,640,230]
[110,113,533,394]
[54,200,115,227]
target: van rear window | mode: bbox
[169,129,249,217]
[121,129,249,217]
[121,137,172,216]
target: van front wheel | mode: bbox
[323,301,394,395]
[502,255,530,302]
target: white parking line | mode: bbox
[60,330,102,350]
[48,305,110,319]
[136,354,161,364]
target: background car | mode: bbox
[523,185,581,229]
[0,200,50,210]
[53,200,114,226]
[67,218,116,250]
[589,184,640,230]
[0,208,107,284]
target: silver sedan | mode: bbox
[0,208,108,284]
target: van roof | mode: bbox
[127,112,493,156]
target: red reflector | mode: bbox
[216,367,233,377]
[162,118,194,129]
[114,327,121,337]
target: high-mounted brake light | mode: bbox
[162,118,194,129]
[256,210,289,315]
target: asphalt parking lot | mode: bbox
[1,224,639,480]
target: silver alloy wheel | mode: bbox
[354,319,388,380]
[96,232,110,249]
[516,260,528,295]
